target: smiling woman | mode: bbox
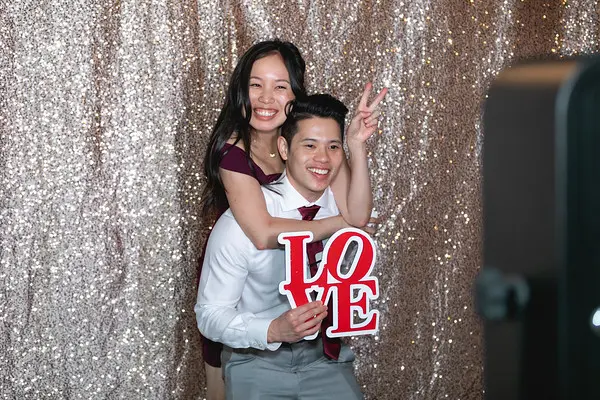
[247,53,294,135]
[198,39,385,400]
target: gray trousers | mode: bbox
[221,339,363,400]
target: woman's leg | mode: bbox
[205,362,225,400]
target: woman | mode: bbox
[200,39,386,400]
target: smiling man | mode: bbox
[195,94,364,400]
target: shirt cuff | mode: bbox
[247,317,281,351]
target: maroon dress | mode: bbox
[201,143,281,368]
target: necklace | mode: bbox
[252,138,277,158]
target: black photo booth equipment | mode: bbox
[478,57,600,400]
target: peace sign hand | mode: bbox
[346,82,388,146]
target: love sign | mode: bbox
[278,228,380,338]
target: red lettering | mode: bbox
[278,228,380,338]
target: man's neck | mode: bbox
[284,170,325,204]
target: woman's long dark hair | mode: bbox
[202,40,307,215]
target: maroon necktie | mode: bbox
[298,205,341,360]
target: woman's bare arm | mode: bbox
[220,168,346,250]
[330,83,388,227]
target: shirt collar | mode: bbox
[273,171,333,212]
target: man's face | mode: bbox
[277,117,344,202]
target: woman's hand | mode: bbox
[346,82,388,146]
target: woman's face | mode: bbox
[248,53,295,134]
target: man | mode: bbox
[195,94,364,399]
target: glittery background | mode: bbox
[0,1,598,399]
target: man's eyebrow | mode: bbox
[299,138,343,144]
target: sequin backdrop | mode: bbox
[0,0,598,399]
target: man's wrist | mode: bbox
[267,321,277,343]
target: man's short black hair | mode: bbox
[280,94,349,145]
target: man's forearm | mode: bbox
[195,303,280,350]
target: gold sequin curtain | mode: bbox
[0,0,597,398]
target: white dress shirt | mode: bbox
[195,173,339,351]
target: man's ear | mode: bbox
[277,136,289,161]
